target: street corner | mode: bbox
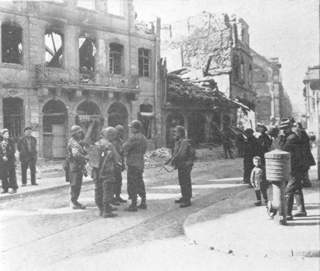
[183,189,320,259]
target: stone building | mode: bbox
[160,12,255,146]
[303,65,320,134]
[251,50,292,125]
[0,0,161,159]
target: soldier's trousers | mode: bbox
[21,158,36,185]
[127,166,146,204]
[286,172,306,215]
[114,168,123,197]
[69,171,83,205]
[95,176,115,212]
[178,165,193,203]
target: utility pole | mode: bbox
[317,0,320,180]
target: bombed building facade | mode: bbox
[0,0,161,159]
[251,50,292,125]
[161,12,255,146]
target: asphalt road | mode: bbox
[0,159,246,271]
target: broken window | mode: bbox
[1,22,23,64]
[138,48,151,77]
[139,104,153,139]
[109,43,123,75]
[45,29,63,68]
[79,36,96,74]
[108,0,124,16]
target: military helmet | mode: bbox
[115,124,125,134]
[101,127,117,141]
[129,120,142,131]
[70,125,83,136]
[1,128,9,136]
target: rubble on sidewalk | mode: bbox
[145,147,172,168]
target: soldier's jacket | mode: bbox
[98,141,120,181]
[171,138,194,169]
[113,136,125,171]
[67,137,87,172]
[123,132,147,170]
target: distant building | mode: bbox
[161,12,255,146]
[303,65,320,134]
[0,0,162,159]
[251,50,292,125]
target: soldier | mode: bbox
[256,123,272,166]
[123,120,148,212]
[67,125,88,210]
[0,129,18,194]
[113,125,127,204]
[168,125,195,208]
[279,119,309,219]
[94,127,119,218]
[17,127,38,186]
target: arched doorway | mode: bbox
[166,112,184,149]
[108,102,128,136]
[75,101,103,144]
[43,100,67,159]
[3,97,24,141]
[188,113,206,146]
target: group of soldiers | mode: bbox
[66,121,195,217]
[66,120,149,217]
[0,127,38,194]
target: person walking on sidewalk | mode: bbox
[123,120,148,212]
[0,129,18,194]
[279,119,308,219]
[67,125,88,210]
[169,125,195,208]
[250,156,268,206]
[113,125,126,204]
[17,127,38,186]
[94,127,119,218]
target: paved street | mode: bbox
[0,159,247,271]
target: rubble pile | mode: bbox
[144,147,171,168]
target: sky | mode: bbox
[134,0,319,115]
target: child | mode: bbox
[250,156,268,206]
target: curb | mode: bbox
[182,189,320,258]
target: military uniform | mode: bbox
[123,128,147,210]
[67,132,87,209]
[113,132,125,202]
[171,137,194,206]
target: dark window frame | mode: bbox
[138,48,151,77]
[109,43,124,75]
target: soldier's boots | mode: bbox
[71,202,86,210]
[115,196,127,203]
[138,198,147,210]
[102,211,118,218]
[125,200,138,212]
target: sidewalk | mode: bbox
[183,179,320,258]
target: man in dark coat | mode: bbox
[67,125,88,209]
[169,125,195,208]
[243,128,259,185]
[220,127,233,159]
[17,127,37,186]
[279,119,309,219]
[123,120,148,212]
[0,129,18,193]
[257,124,272,166]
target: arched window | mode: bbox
[1,22,23,64]
[45,29,63,68]
[109,43,123,75]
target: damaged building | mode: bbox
[161,12,255,146]
[251,50,292,125]
[0,0,162,159]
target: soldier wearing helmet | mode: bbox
[67,125,88,210]
[123,120,148,211]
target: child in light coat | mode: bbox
[250,156,268,206]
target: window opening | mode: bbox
[108,0,124,16]
[233,55,239,81]
[3,97,24,141]
[138,48,151,77]
[109,43,123,75]
[79,36,96,74]
[45,30,63,67]
[2,22,23,64]
[139,104,153,139]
